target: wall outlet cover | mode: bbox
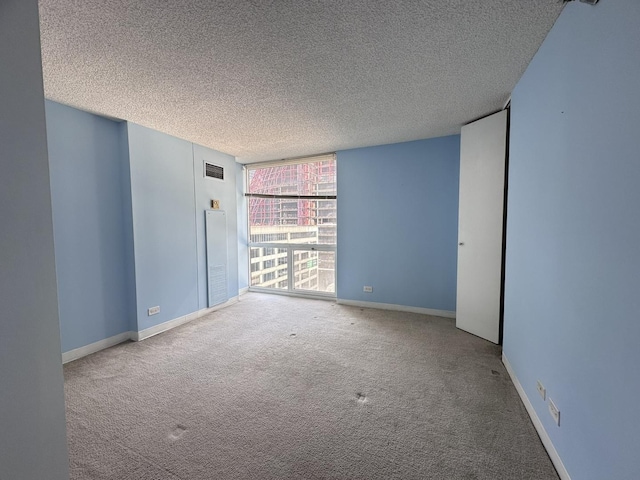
[148,306,160,316]
[536,380,546,400]
[548,398,560,426]
[363,286,373,293]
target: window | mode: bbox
[246,154,336,296]
[249,247,288,290]
[263,272,275,282]
[264,259,276,269]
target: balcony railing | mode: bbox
[249,242,336,297]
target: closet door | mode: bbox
[456,110,507,344]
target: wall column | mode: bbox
[0,0,70,478]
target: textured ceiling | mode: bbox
[38,1,563,163]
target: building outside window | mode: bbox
[246,154,336,295]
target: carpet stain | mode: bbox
[289,333,296,337]
[356,393,367,403]
[168,425,187,441]
[491,369,500,376]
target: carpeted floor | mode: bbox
[64,293,558,480]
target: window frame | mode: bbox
[245,154,337,298]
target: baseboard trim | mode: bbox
[336,299,455,319]
[133,295,239,342]
[239,286,249,296]
[62,331,133,364]
[62,296,241,362]
[502,353,571,480]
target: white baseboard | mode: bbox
[336,298,456,319]
[502,353,571,480]
[62,331,133,364]
[133,295,239,341]
[62,296,240,362]
[239,286,249,296]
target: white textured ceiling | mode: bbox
[38,1,563,163]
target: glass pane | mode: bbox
[248,159,336,196]
[293,250,335,294]
[249,198,336,245]
[250,247,289,290]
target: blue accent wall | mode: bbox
[46,104,242,349]
[46,101,133,352]
[337,136,460,311]
[127,123,199,330]
[126,124,240,330]
[503,2,640,479]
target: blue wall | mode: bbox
[47,101,133,352]
[337,136,460,312]
[46,105,241,349]
[127,123,239,331]
[127,124,199,330]
[503,2,640,479]
[0,2,69,475]
[119,122,138,333]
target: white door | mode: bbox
[456,110,507,344]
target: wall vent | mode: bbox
[204,162,224,180]
[206,210,228,307]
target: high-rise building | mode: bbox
[247,160,336,293]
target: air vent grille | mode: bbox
[205,163,224,180]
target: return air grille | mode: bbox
[205,162,224,180]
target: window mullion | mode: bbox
[287,248,294,292]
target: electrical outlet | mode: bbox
[363,286,373,293]
[548,398,560,426]
[148,306,160,316]
[536,380,546,401]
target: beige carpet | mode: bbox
[64,293,558,479]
